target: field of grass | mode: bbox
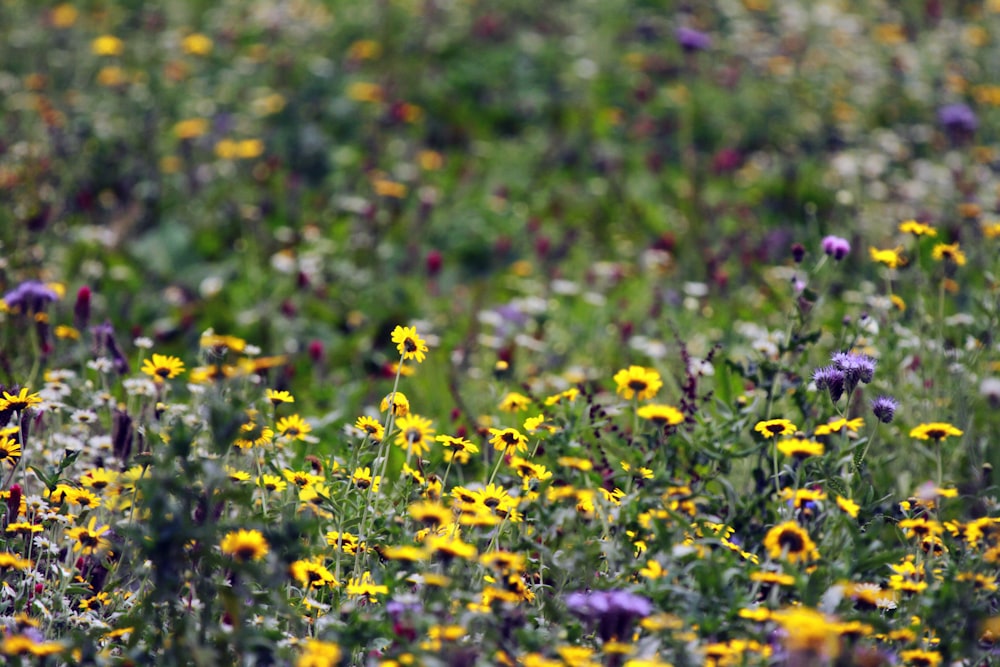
[3,1,1000,665]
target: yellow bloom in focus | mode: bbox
[0,437,22,467]
[354,415,384,441]
[613,365,663,400]
[898,220,936,237]
[394,414,435,456]
[220,529,269,562]
[488,427,529,454]
[92,35,124,56]
[140,353,186,381]
[754,418,796,438]
[182,33,214,56]
[869,246,905,268]
[65,516,112,556]
[266,389,294,405]
[931,242,967,266]
[909,422,963,442]
[836,496,860,518]
[391,325,429,363]
[1,388,42,413]
[296,639,342,667]
[276,414,312,441]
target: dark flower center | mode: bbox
[778,530,804,552]
[404,338,417,352]
[628,380,648,391]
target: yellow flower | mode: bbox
[776,438,824,459]
[869,246,905,268]
[351,466,380,492]
[65,516,112,556]
[836,496,860,518]
[394,414,436,456]
[391,325,429,363]
[289,558,337,589]
[354,415,384,441]
[931,242,967,266]
[636,404,684,426]
[51,4,78,29]
[296,639,342,667]
[266,389,294,405]
[488,427,529,454]
[771,607,840,660]
[92,35,124,56]
[909,422,963,442]
[140,353,186,381]
[276,414,312,441]
[613,366,663,400]
[1,388,42,412]
[181,33,214,56]
[0,437,22,467]
[220,529,269,562]
[814,417,864,435]
[764,521,818,563]
[754,418,797,438]
[346,571,388,600]
[499,392,532,412]
[173,118,209,140]
[380,391,410,416]
[898,220,937,237]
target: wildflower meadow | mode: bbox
[4,1,1000,665]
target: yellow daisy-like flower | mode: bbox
[354,415,384,441]
[814,417,863,435]
[613,366,663,401]
[220,529,269,562]
[898,220,937,237]
[488,427,529,454]
[869,246,905,268]
[391,325,429,363]
[763,521,818,563]
[836,496,860,518]
[754,419,797,438]
[65,516,112,556]
[499,392,532,412]
[276,414,312,441]
[931,242,967,266]
[898,649,942,666]
[257,474,287,493]
[140,354,186,381]
[181,33,213,56]
[351,466,380,492]
[909,422,963,442]
[1,388,42,413]
[0,436,22,467]
[636,404,684,426]
[289,558,337,589]
[265,389,294,405]
[776,438,824,459]
[296,639,342,667]
[380,391,410,416]
[394,414,436,457]
[346,571,388,601]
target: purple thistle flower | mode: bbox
[870,395,899,424]
[675,27,712,52]
[2,280,59,314]
[938,103,978,134]
[812,365,846,403]
[831,351,876,391]
[821,235,851,261]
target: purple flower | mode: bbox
[870,395,898,424]
[821,235,851,261]
[566,590,653,642]
[676,27,712,52]
[2,280,59,314]
[831,351,876,390]
[938,103,978,134]
[812,365,846,403]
